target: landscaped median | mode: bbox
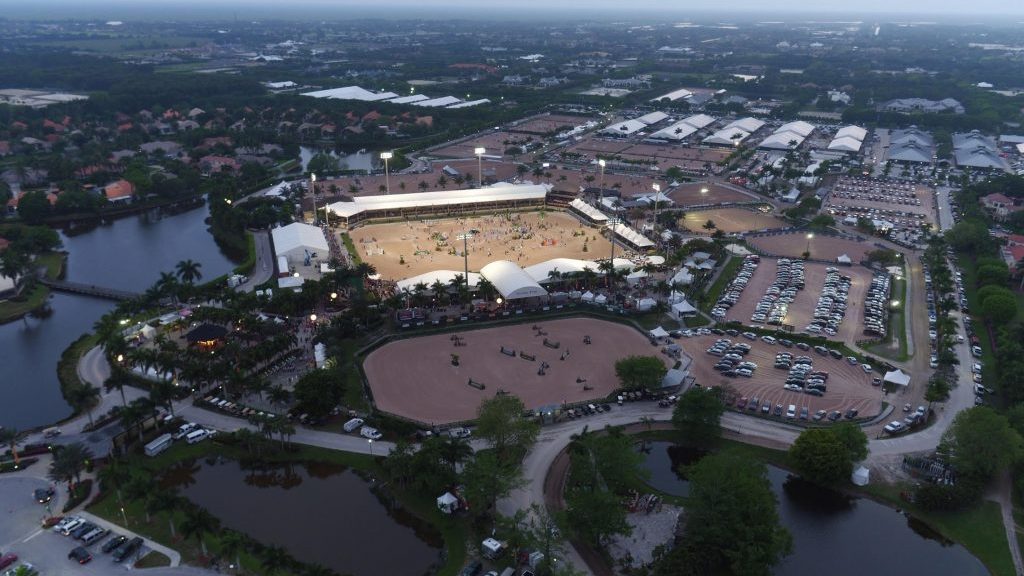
[0,251,66,324]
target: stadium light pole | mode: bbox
[598,158,606,193]
[380,151,393,194]
[805,232,814,257]
[607,216,620,287]
[652,183,661,230]
[474,147,486,186]
[457,231,471,300]
[310,173,317,225]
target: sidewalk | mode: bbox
[78,510,182,567]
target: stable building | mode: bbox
[271,222,329,266]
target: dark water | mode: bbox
[0,206,235,431]
[299,146,375,173]
[639,441,990,576]
[164,457,443,576]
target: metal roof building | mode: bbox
[602,119,648,136]
[479,260,548,299]
[271,222,329,265]
[955,147,1010,171]
[327,184,548,227]
[888,141,933,164]
[703,127,751,146]
[723,117,766,133]
[301,86,399,101]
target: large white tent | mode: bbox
[479,260,548,300]
[301,86,399,101]
[327,184,548,224]
[883,369,911,387]
[396,270,482,292]
[271,222,328,265]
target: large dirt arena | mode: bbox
[348,211,614,280]
[721,260,875,344]
[684,335,883,418]
[680,208,788,234]
[363,318,670,425]
[746,232,872,262]
[670,183,757,207]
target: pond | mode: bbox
[0,204,236,431]
[638,441,989,576]
[162,457,443,576]
[299,146,376,173]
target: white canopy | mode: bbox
[852,466,870,486]
[524,258,600,283]
[672,300,697,316]
[594,294,608,304]
[272,222,328,262]
[581,291,595,302]
[397,270,481,292]
[635,297,657,311]
[437,492,459,514]
[480,260,547,300]
[569,198,609,223]
[883,369,911,387]
[837,254,852,264]
[649,326,670,339]
[670,268,694,286]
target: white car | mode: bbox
[883,421,906,434]
[359,426,383,440]
[861,364,873,373]
[448,427,472,439]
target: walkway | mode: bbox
[990,470,1024,576]
[37,278,140,301]
[236,230,273,292]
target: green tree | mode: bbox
[671,388,725,447]
[16,190,52,223]
[565,488,630,547]
[977,263,1010,287]
[657,451,791,576]
[942,407,1023,481]
[66,384,100,428]
[831,422,869,462]
[475,394,540,464]
[790,428,856,485]
[980,294,1017,325]
[808,214,836,230]
[614,356,667,391]
[179,506,220,556]
[175,259,203,285]
[293,367,345,421]
[462,450,524,517]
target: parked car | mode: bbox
[112,537,144,563]
[102,535,128,554]
[68,546,92,564]
[460,560,483,576]
[359,426,383,440]
[449,427,472,439]
[33,486,55,503]
[0,554,18,570]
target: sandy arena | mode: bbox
[683,335,883,418]
[363,318,671,425]
[347,211,615,280]
[680,208,788,234]
[721,260,875,345]
[746,232,872,262]
[670,183,757,207]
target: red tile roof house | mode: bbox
[981,193,1024,221]
[198,155,241,175]
[103,179,135,203]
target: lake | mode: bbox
[299,146,376,173]
[639,441,989,576]
[163,457,443,576]
[0,204,236,431]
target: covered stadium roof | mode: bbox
[953,130,997,151]
[413,96,463,107]
[608,221,655,249]
[602,119,647,136]
[682,114,716,129]
[447,99,491,109]
[480,260,548,299]
[835,125,868,141]
[777,120,815,137]
[759,130,806,150]
[888,141,933,163]
[649,121,698,141]
[636,111,670,125]
[703,127,751,146]
[396,270,481,292]
[724,117,765,133]
[301,86,399,101]
[387,94,430,104]
[569,198,608,222]
[890,127,934,147]
[828,136,863,153]
[955,147,1010,171]
[327,184,548,219]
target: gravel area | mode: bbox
[607,505,683,571]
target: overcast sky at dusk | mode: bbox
[7,0,1024,19]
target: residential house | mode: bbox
[981,193,1024,220]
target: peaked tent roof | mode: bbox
[479,260,548,299]
[271,222,329,255]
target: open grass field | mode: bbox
[680,208,788,234]
[363,317,670,424]
[347,210,613,280]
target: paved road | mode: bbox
[936,186,956,231]
[236,230,273,292]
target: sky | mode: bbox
[5,0,1024,19]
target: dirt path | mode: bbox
[991,470,1024,576]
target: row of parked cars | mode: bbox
[751,258,805,325]
[775,353,830,397]
[706,339,757,378]
[863,271,892,337]
[52,516,145,564]
[711,255,760,319]
[805,267,851,337]
[885,405,928,435]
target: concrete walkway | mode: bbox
[78,510,182,567]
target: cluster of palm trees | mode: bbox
[379,435,473,495]
[394,273,488,309]
[47,442,94,493]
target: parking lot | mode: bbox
[720,259,875,344]
[0,476,183,576]
[682,334,883,420]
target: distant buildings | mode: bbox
[880,98,964,115]
[954,130,1010,171]
[759,121,815,150]
[981,193,1023,220]
[0,89,88,108]
[888,127,935,164]
[827,125,868,154]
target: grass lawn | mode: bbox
[699,255,740,314]
[134,551,171,568]
[0,252,66,323]
[864,482,1015,576]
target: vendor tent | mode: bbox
[437,492,459,514]
[635,297,657,312]
[671,300,697,319]
[581,291,595,302]
[852,466,870,486]
[837,254,853,264]
[649,326,670,339]
[883,369,911,387]
[594,294,608,304]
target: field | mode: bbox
[682,334,882,418]
[747,232,873,262]
[347,211,613,280]
[363,317,669,424]
[680,208,788,234]
[430,131,533,159]
[508,115,594,135]
[670,182,757,206]
[721,259,875,344]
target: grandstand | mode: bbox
[326,184,549,227]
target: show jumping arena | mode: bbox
[347,211,614,280]
[363,317,671,425]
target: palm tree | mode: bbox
[49,442,93,491]
[2,427,23,467]
[175,259,203,285]
[179,507,220,556]
[48,456,76,493]
[147,490,181,537]
[125,473,156,521]
[259,545,292,575]
[67,384,100,428]
[218,529,247,571]
[354,261,377,278]
[97,458,131,509]
[149,379,178,417]
[267,386,291,410]
[118,403,146,443]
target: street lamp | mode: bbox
[310,173,318,225]
[474,147,486,186]
[116,354,124,363]
[598,158,606,192]
[310,314,317,323]
[368,438,374,457]
[330,292,338,301]
[457,231,471,296]
[805,233,814,257]
[700,186,708,195]
[380,151,393,194]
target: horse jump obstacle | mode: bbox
[468,378,486,390]
[520,352,536,362]
[500,346,516,356]
[543,338,560,349]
